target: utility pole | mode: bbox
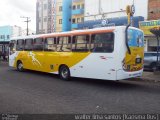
[21,16,31,36]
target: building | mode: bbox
[36,0,72,34]
[78,16,144,29]
[139,0,160,51]
[148,0,160,20]
[71,0,84,30]
[84,0,148,21]
[62,0,72,31]
[76,0,147,30]
[56,0,63,32]
[0,25,22,58]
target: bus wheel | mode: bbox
[17,61,24,72]
[59,65,70,81]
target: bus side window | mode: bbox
[33,38,44,51]
[16,39,24,51]
[57,36,71,52]
[9,40,16,55]
[45,37,56,51]
[72,35,89,52]
[24,39,33,51]
[91,33,114,53]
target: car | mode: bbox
[144,52,160,71]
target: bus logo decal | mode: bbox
[28,52,42,67]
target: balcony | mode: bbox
[72,23,78,29]
[72,9,84,15]
[72,0,83,3]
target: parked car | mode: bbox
[144,52,160,71]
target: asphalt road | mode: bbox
[0,62,160,114]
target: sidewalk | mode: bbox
[140,71,160,82]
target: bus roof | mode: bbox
[10,26,142,40]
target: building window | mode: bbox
[44,17,47,22]
[77,5,80,9]
[72,5,76,10]
[59,19,62,24]
[77,18,81,23]
[0,35,5,40]
[7,35,10,39]
[81,4,84,9]
[0,35,2,39]
[39,18,41,22]
[44,4,47,10]
[59,6,62,11]
[72,18,76,23]
[81,17,84,22]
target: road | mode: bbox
[0,62,160,114]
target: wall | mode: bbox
[0,26,12,42]
[62,0,72,31]
[148,0,160,20]
[85,0,148,21]
[56,0,62,32]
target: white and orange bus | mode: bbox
[9,26,144,81]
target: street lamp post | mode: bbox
[21,16,31,36]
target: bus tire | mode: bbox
[17,61,24,72]
[59,65,70,81]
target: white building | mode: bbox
[11,25,22,37]
[84,0,148,20]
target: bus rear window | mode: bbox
[91,33,114,53]
[128,29,144,47]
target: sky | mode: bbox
[0,0,36,31]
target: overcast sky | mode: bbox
[0,0,36,31]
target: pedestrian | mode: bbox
[2,51,7,61]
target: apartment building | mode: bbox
[36,0,72,33]
[71,0,84,30]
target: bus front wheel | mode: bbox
[59,65,70,81]
[17,61,24,72]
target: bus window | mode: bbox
[24,39,33,51]
[33,38,44,51]
[72,35,89,52]
[9,40,16,55]
[57,36,71,52]
[128,29,144,47]
[45,37,56,51]
[16,39,24,51]
[91,33,114,53]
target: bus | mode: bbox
[9,26,144,81]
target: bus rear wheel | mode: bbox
[17,61,24,72]
[59,65,70,81]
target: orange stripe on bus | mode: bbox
[40,29,114,38]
